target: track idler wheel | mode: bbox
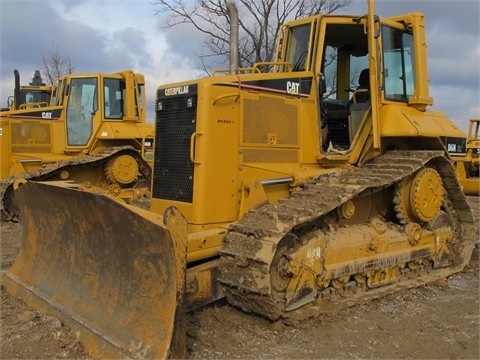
[394,167,444,224]
[105,154,139,185]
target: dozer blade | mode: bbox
[1,181,188,359]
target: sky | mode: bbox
[1,0,479,132]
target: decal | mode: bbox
[307,247,321,260]
[217,119,234,124]
[444,136,466,154]
[164,85,189,96]
[10,108,62,120]
[41,112,52,119]
[306,246,321,266]
[214,77,312,97]
[286,81,300,95]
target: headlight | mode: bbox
[157,100,164,111]
[186,96,196,108]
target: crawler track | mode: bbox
[218,151,475,322]
[1,146,151,221]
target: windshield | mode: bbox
[285,23,312,71]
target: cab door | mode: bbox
[65,77,98,147]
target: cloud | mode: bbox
[0,0,201,119]
[425,14,479,129]
[342,0,479,131]
[1,0,478,131]
[158,21,210,69]
[0,1,107,94]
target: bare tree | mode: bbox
[152,0,352,74]
[41,44,75,85]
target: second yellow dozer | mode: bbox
[449,119,480,195]
[2,1,476,358]
[0,69,154,221]
[1,69,52,111]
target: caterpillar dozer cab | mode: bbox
[0,69,154,220]
[1,69,53,111]
[448,119,480,195]
[2,1,476,358]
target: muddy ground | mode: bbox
[1,197,479,359]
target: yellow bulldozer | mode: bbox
[448,119,480,195]
[2,1,476,359]
[0,69,154,220]
[1,69,53,111]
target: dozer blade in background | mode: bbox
[1,181,188,359]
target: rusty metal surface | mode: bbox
[2,181,180,359]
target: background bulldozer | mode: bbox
[449,119,480,195]
[0,69,154,220]
[2,0,476,358]
[1,69,52,111]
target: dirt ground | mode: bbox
[1,197,479,360]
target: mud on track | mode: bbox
[1,197,478,359]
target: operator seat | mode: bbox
[353,68,370,104]
[348,68,371,144]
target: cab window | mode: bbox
[382,26,415,102]
[104,78,124,119]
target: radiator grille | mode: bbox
[10,121,52,153]
[243,96,298,145]
[152,94,196,202]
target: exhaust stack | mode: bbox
[13,69,20,110]
[226,0,239,74]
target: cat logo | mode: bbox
[286,81,300,95]
[165,85,189,96]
